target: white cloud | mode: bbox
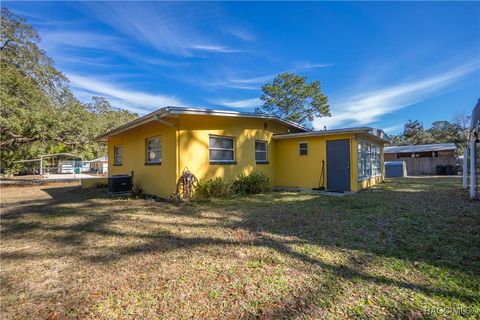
[197,74,276,91]
[189,45,242,53]
[295,63,334,69]
[41,31,120,51]
[86,2,241,57]
[382,124,404,135]
[210,98,261,109]
[228,74,276,85]
[37,28,187,70]
[313,62,479,130]
[67,74,184,113]
[225,28,255,42]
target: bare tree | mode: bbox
[453,111,471,148]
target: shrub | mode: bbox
[231,172,270,195]
[195,177,231,199]
[131,185,145,199]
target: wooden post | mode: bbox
[463,148,468,189]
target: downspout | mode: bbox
[177,122,180,183]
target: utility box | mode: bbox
[108,175,132,195]
[385,161,407,178]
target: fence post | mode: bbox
[470,142,476,199]
[463,148,468,189]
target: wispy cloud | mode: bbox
[41,31,120,51]
[189,45,242,53]
[225,28,255,41]
[196,74,276,91]
[39,28,188,70]
[382,124,404,135]
[210,97,261,109]
[86,2,242,57]
[313,62,479,130]
[295,62,335,69]
[229,74,276,85]
[67,74,184,113]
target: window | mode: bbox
[114,145,123,165]
[146,136,162,164]
[255,140,268,163]
[299,142,308,156]
[358,141,381,180]
[209,135,235,163]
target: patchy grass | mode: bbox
[1,177,479,319]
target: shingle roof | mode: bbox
[384,143,457,154]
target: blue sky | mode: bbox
[5,1,480,134]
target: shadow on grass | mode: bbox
[1,177,479,317]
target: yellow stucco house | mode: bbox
[97,107,389,197]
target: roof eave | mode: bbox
[95,108,169,141]
[273,127,390,143]
[165,106,309,131]
[384,143,457,154]
[95,107,308,141]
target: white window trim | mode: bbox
[255,140,268,163]
[357,139,382,181]
[114,145,123,165]
[146,136,162,164]
[299,141,308,156]
[208,135,236,163]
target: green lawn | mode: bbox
[1,177,479,319]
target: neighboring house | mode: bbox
[89,156,108,174]
[384,143,457,176]
[79,161,92,173]
[97,107,389,198]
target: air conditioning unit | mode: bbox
[108,175,132,195]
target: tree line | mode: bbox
[389,117,471,155]
[0,7,137,175]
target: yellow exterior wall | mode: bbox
[274,134,357,189]
[104,114,385,197]
[107,120,178,197]
[81,177,108,188]
[177,115,292,183]
[357,175,384,190]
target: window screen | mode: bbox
[209,136,235,162]
[358,141,381,180]
[255,140,268,162]
[114,145,123,165]
[299,142,308,156]
[146,136,161,163]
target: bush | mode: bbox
[231,172,270,195]
[131,185,145,199]
[195,177,231,199]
